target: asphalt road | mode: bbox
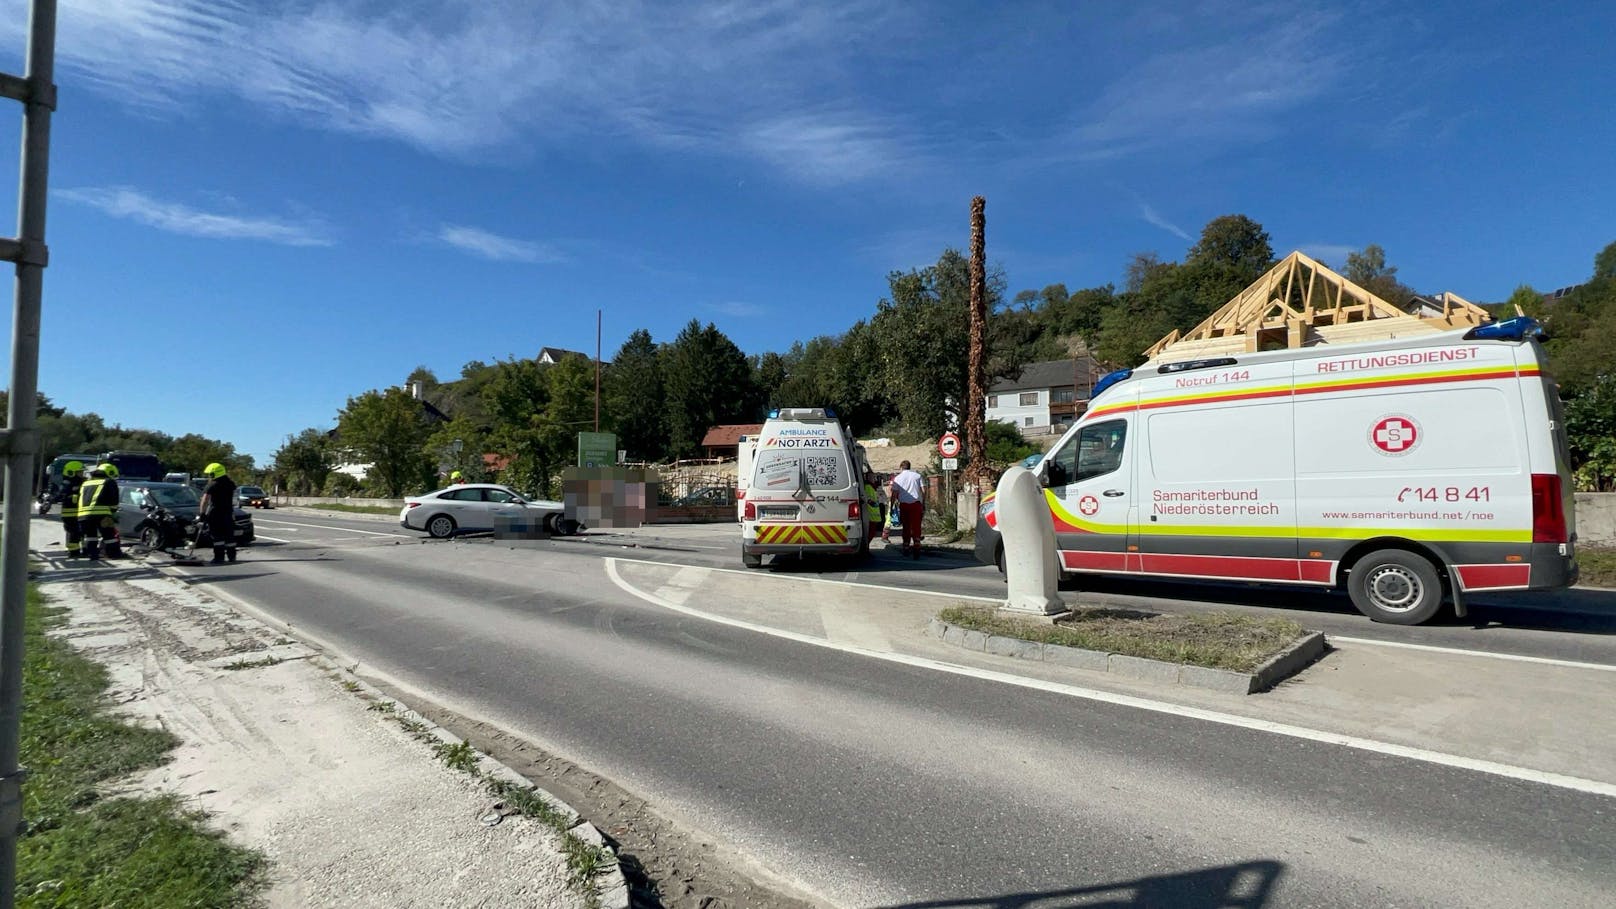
[139,509,1616,907]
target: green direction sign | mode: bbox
[578,431,617,468]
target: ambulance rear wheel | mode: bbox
[1348,549,1443,625]
[742,548,763,569]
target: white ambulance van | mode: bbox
[741,408,866,567]
[978,317,1578,624]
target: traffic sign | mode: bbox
[938,432,961,458]
[941,457,959,471]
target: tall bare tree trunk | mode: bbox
[965,196,988,491]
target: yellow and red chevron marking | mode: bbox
[754,523,848,545]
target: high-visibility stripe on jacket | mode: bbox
[59,477,84,519]
[77,477,118,518]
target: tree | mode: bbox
[425,417,489,483]
[605,329,668,462]
[663,320,757,459]
[482,358,550,494]
[1594,241,1616,281]
[165,433,252,477]
[1184,214,1274,315]
[1344,244,1397,286]
[272,428,332,495]
[336,388,433,497]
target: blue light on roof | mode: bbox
[824,407,837,419]
[1090,368,1133,399]
[1466,316,1546,342]
[768,409,780,419]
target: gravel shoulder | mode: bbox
[30,542,589,907]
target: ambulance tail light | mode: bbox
[744,501,756,521]
[848,501,861,520]
[1531,473,1567,543]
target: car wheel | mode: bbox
[426,514,457,539]
[1348,549,1444,625]
[542,513,562,535]
[559,519,582,536]
[742,547,763,569]
[139,524,164,550]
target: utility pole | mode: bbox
[964,196,988,493]
[0,3,56,907]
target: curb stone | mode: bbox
[925,617,1326,695]
[47,548,630,909]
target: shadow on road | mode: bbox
[872,860,1284,909]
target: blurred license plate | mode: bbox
[760,507,797,519]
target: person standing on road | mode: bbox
[862,469,884,548]
[58,460,86,559]
[76,462,121,561]
[889,460,926,559]
[198,462,238,565]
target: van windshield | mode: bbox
[752,449,848,494]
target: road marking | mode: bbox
[254,518,395,537]
[1331,636,1616,673]
[254,534,293,543]
[609,555,1002,605]
[605,557,1616,799]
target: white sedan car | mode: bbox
[399,484,582,538]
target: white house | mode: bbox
[985,358,1099,437]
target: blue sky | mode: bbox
[0,0,1611,463]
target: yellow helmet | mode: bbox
[97,463,119,478]
[203,462,226,478]
[450,470,462,479]
[62,460,84,477]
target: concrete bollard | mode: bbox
[996,466,1063,615]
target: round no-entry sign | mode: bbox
[938,432,961,458]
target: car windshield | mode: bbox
[239,486,264,496]
[149,487,200,508]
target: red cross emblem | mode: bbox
[1370,416,1420,455]
[1077,495,1100,516]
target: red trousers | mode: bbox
[899,502,924,549]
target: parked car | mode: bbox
[400,484,581,538]
[670,486,734,507]
[238,485,271,508]
[118,481,255,549]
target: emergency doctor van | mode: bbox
[977,318,1577,624]
[741,408,867,567]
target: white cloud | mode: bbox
[439,225,565,264]
[1067,6,1347,158]
[1139,203,1191,241]
[702,301,765,318]
[1300,244,1358,268]
[56,185,333,246]
[10,0,924,183]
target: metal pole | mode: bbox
[0,3,56,906]
[594,309,601,433]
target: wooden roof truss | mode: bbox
[1144,251,1493,362]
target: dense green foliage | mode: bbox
[0,392,255,480]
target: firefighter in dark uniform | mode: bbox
[58,460,85,559]
[198,462,237,564]
[77,462,122,560]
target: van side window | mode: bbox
[1047,419,1127,487]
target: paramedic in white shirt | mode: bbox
[889,461,926,559]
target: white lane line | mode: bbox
[610,554,1002,605]
[605,558,1616,799]
[254,534,293,543]
[1331,636,1616,673]
[254,518,395,537]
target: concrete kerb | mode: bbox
[924,616,1327,695]
[41,548,629,909]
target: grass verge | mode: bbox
[939,604,1308,673]
[303,503,398,515]
[369,694,614,906]
[1577,545,1616,588]
[20,586,265,907]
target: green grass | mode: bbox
[303,503,398,515]
[939,604,1308,673]
[1577,545,1616,588]
[19,587,265,908]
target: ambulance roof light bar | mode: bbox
[1465,316,1547,343]
[1090,368,1133,398]
[1156,357,1240,375]
[770,407,834,420]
